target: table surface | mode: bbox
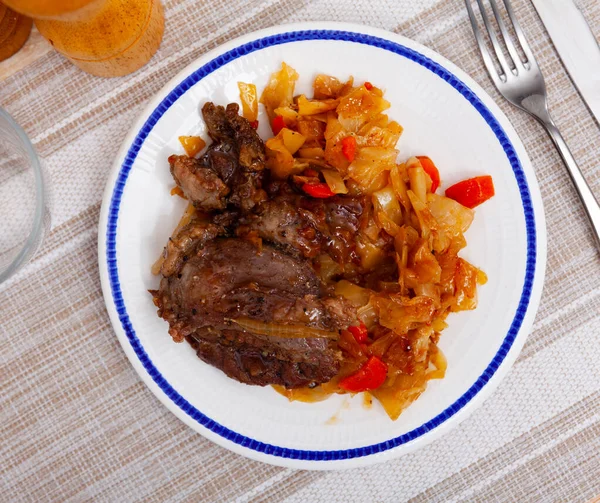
[1,1,599,501]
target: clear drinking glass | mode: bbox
[3,0,165,78]
[0,108,50,284]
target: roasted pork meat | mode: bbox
[153,102,362,388]
[154,237,357,387]
[169,102,267,213]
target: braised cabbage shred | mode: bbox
[252,63,490,420]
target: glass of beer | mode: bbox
[0,3,33,62]
[2,0,164,77]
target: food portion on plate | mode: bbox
[150,63,495,421]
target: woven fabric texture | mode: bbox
[1,0,599,501]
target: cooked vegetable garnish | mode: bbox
[238,82,258,122]
[322,169,348,194]
[178,136,206,157]
[341,136,357,162]
[170,186,185,198]
[256,64,495,418]
[348,322,368,343]
[302,182,336,198]
[229,318,339,340]
[339,356,388,392]
[157,63,496,422]
[260,62,298,121]
[417,156,440,193]
[445,175,495,208]
[271,115,286,136]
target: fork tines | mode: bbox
[465,0,536,82]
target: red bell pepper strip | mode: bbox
[272,115,286,135]
[302,183,336,198]
[417,155,441,193]
[249,120,259,129]
[364,81,374,90]
[339,356,388,392]
[445,175,495,208]
[341,136,357,162]
[348,322,368,344]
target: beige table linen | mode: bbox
[1,0,599,501]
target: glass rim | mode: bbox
[0,107,46,284]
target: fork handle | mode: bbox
[540,116,600,249]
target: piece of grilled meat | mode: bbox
[153,102,362,389]
[168,102,267,212]
[154,237,356,387]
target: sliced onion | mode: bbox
[372,185,402,225]
[274,106,300,122]
[175,203,197,232]
[260,62,299,121]
[412,325,434,362]
[427,193,474,236]
[151,203,196,275]
[431,317,449,332]
[297,95,339,115]
[151,254,165,276]
[427,345,447,379]
[407,190,438,239]
[266,136,299,178]
[372,294,435,335]
[407,158,427,203]
[390,164,411,211]
[298,146,325,159]
[281,128,306,154]
[228,318,339,340]
[413,283,441,308]
[376,210,401,237]
[347,147,396,193]
[322,169,348,194]
[313,74,344,99]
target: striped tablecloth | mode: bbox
[1,1,599,501]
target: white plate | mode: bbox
[98,22,546,470]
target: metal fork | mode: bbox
[465,0,600,249]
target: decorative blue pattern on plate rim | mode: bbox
[106,29,536,461]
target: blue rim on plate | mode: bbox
[106,29,536,461]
